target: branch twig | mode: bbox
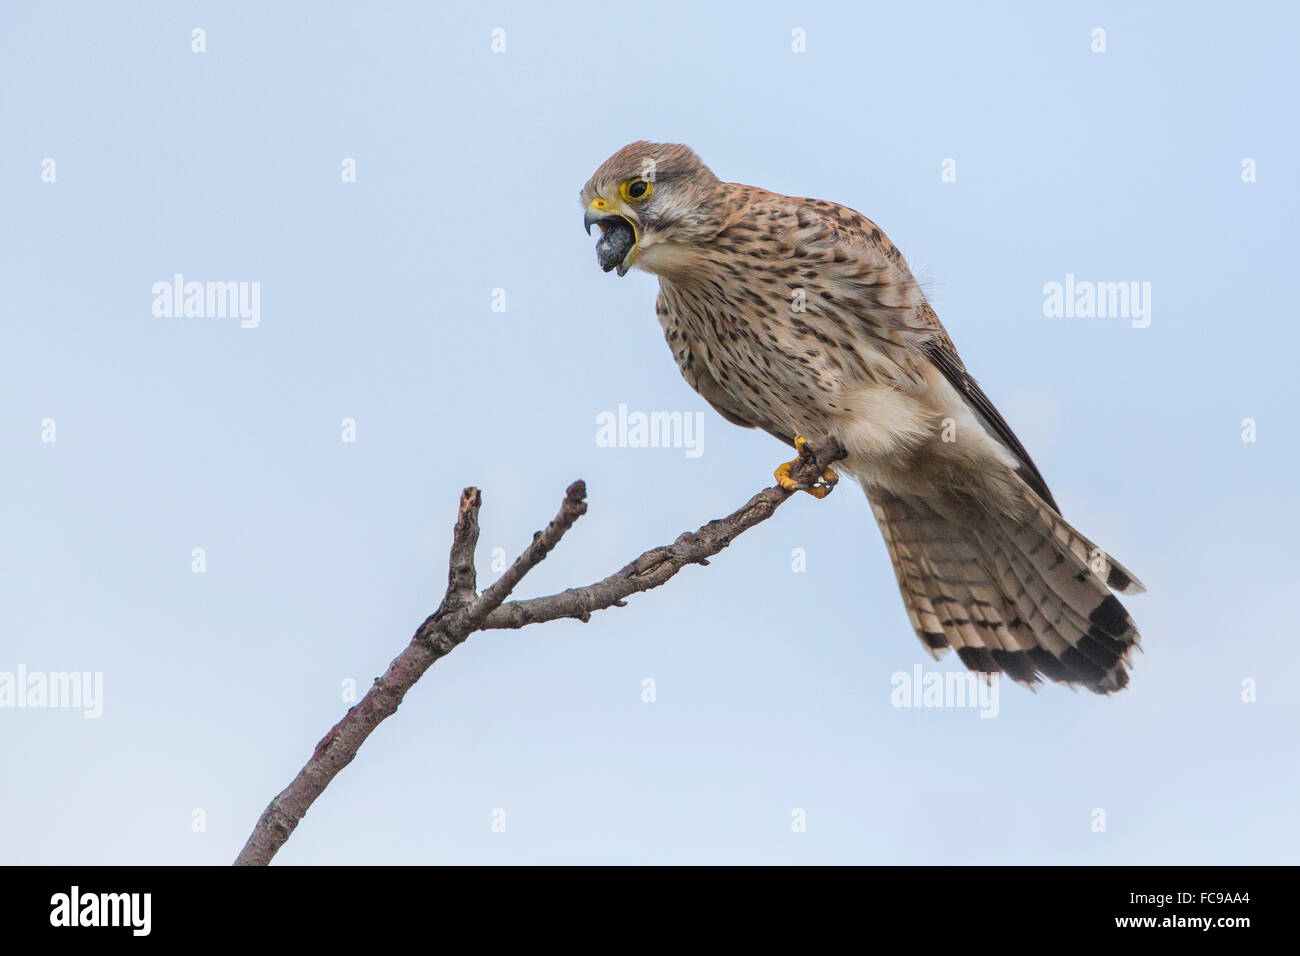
[233,441,844,865]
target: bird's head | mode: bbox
[580,142,725,277]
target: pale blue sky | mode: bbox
[2,1,1296,864]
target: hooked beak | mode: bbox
[584,198,639,277]
[582,204,607,234]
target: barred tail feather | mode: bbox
[870,484,1143,694]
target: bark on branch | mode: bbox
[233,441,845,865]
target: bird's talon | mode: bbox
[775,438,839,498]
[774,461,804,492]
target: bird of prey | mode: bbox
[581,141,1144,693]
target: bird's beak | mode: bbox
[584,197,639,277]
[583,201,609,235]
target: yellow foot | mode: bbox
[774,436,840,498]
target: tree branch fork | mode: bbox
[233,440,846,865]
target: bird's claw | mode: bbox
[774,436,840,498]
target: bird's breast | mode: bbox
[659,274,924,450]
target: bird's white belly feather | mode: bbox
[830,371,1021,506]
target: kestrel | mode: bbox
[581,142,1144,693]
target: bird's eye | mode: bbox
[621,179,654,203]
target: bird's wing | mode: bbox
[919,321,1060,513]
[792,201,1061,512]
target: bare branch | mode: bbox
[459,480,587,635]
[234,441,842,865]
[484,441,844,630]
[438,487,482,615]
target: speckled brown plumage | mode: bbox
[581,142,1145,693]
